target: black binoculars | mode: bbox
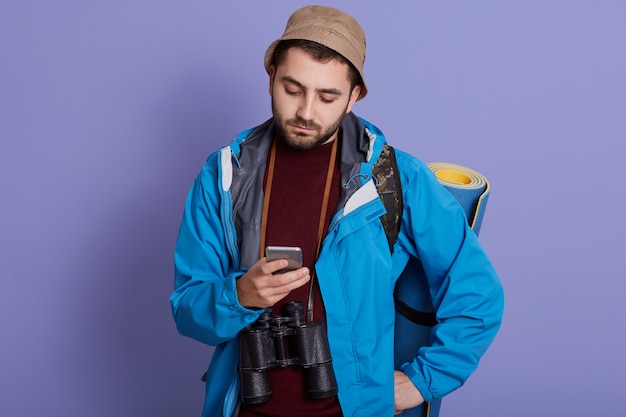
[238,301,338,404]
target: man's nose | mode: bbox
[296,96,315,121]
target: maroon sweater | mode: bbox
[238,134,343,417]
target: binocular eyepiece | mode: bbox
[238,301,338,404]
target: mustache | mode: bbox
[287,118,321,130]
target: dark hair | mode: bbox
[272,39,362,91]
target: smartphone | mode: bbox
[265,246,303,273]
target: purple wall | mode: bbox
[1,1,624,416]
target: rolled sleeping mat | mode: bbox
[426,162,490,235]
[395,162,490,417]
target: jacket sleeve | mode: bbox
[395,151,504,401]
[169,153,261,346]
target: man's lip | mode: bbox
[291,124,316,132]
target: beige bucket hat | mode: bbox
[263,5,368,100]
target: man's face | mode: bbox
[269,47,361,150]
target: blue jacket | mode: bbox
[170,113,504,417]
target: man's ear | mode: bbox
[346,85,362,114]
[268,65,276,96]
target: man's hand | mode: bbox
[394,370,425,415]
[236,257,310,309]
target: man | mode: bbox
[171,5,504,417]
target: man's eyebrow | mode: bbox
[280,76,343,96]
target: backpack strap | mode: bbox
[373,144,437,328]
[372,144,403,253]
[394,294,438,327]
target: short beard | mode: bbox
[272,97,348,151]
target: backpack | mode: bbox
[372,144,437,327]
[373,145,490,417]
[372,144,439,417]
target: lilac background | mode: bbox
[1,1,625,416]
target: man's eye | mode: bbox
[285,89,300,96]
[320,96,335,104]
